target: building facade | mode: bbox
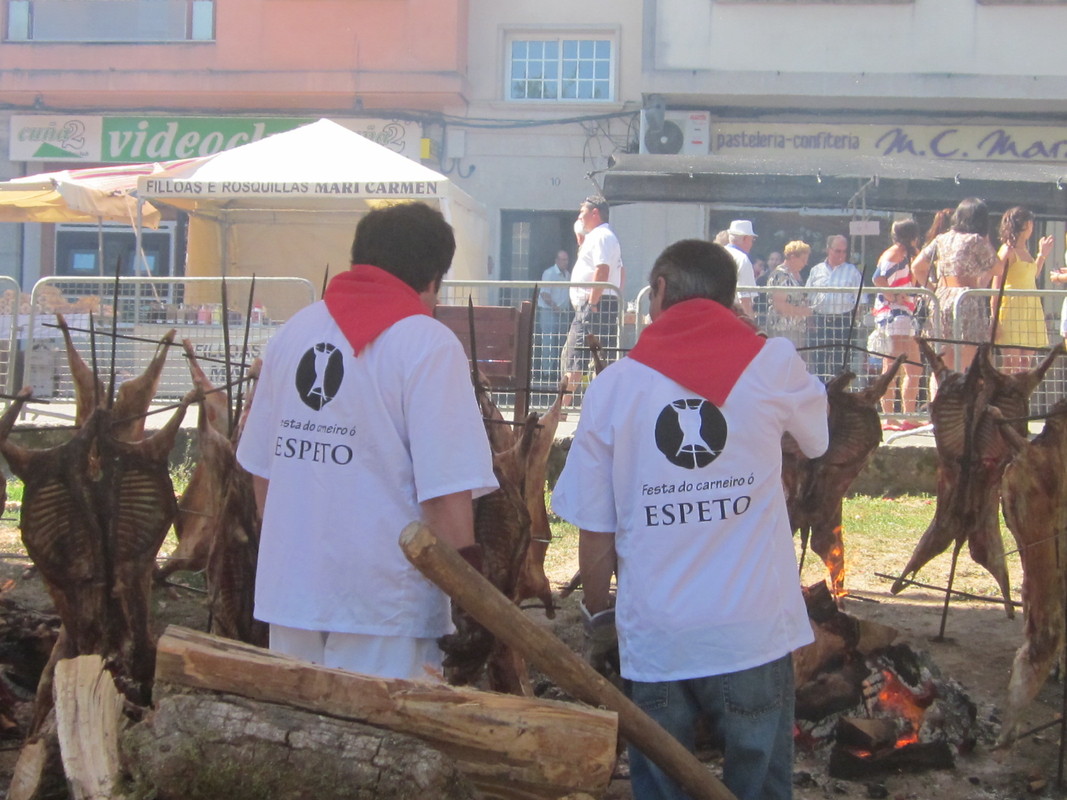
[0,0,468,287]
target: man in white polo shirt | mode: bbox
[725,219,758,317]
[553,239,827,800]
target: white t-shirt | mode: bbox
[237,303,498,638]
[552,339,827,682]
[726,244,757,300]
[570,223,623,307]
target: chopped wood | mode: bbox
[124,690,476,800]
[53,655,126,800]
[836,717,898,751]
[828,740,955,779]
[155,625,617,800]
[398,521,738,800]
[7,712,65,800]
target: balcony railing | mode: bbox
[7,0,215,43]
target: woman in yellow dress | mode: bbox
[992,206,1053,371]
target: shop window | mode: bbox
[55,224,176,279]
[506,35,615,102]
[6,0,215,43]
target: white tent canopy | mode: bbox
[137,119,488,312]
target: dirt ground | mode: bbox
[1,525,1066,800]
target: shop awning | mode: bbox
[600,153,1067,215]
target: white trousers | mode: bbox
[269,624,445,682]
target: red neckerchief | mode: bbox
[323,264,430,355]
[628,298,765,405]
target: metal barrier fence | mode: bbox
[955,288,1067,416]
[9,275,1064,425]
[23,276,317,408]
[439,279,623,413]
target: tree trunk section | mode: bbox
[123,690,477,800]
[155,625,618,800]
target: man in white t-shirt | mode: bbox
[236,203,497,681]
[562,196,624,393]
[725,219,758,317]
[553,239,827,800]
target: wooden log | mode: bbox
[53,655,126,800]
[7,712,66,800]
[399,521,738,800]
[155,626,617,800]
[123,690,477,800]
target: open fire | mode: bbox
[794,583,977,779]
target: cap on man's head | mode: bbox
[727,220,757,238]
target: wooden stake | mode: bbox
[399,521,738,800]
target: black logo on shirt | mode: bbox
[295,343,343,410]
[654,399,727,469]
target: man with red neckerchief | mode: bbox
[552,239,827,800]
[237,203,497,682]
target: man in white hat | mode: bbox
[725,220,758,316]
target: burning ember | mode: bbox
[794,583,977,780]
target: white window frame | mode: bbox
[504,31,617,104]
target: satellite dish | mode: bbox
[643,120,684,154]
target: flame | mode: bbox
[875,669,928,748]
[829,526,846,598]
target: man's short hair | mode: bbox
[825,234,847,253]
[350,202,456,292]
[582,195,610,222]
[649,239,736,310]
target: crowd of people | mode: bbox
[716,200,1064,426]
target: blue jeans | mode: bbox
[626,654,795,800]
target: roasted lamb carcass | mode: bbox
[161,343,265,645]
[786,358,903,598]
[514,380,569,620]
[892,341,1063,618]
[0,383,194,729]
[158,340,241,580]
[996,400,1067,744]
[439,414,532,691]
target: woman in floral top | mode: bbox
[911,197,998,373]
[764,240,813,353]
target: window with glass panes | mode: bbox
[508,38,614,101]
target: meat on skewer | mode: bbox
[158,340,238,579]
[786,357,903,597]
[892,341,1062,617]
[996,400,1067,744]
[0,377,193,730]
[515,379,569,619]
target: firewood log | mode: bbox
[399,521,738,800]
[154,626,617,800]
